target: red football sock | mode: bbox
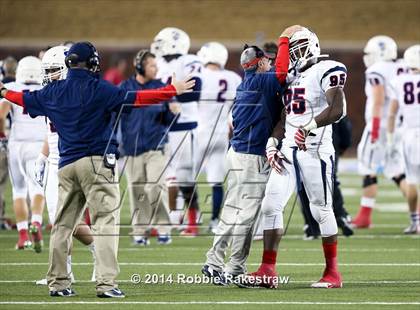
[359,206,372,217]
[188,208,197,226]
[323,240,338,271]
[18,229,28,240]
[262,250,277,265]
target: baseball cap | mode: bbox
[240,44,272,71]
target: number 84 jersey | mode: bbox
[283,60,347,153]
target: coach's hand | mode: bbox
[171,73,196,95]
[294,127,308,151]
[280,25,303,39]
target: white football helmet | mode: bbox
[15,56,42,84]
[363,35,397,68]
[197,42,228,68]
[151,27,190,57]
[289,27,327,71]
[41,45,69,85]
[403,44,420,70]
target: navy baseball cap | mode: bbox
[66,41,98,63]
[240,44,271,71]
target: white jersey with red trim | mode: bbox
[1,82,46,142]
[46,118,59,165]
[391,72,420,130]
[198,67,241,135]
[364,60,403,126]
[283,60,347,152]
[156,54,202,125]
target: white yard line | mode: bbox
[1,280,420,284]
[0,301,419,305]
[1,262,419,266]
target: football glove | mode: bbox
[294,127,308,151]
[266,137,291,174]
[35,153,47,187]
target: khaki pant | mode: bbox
[47,156,120,294]
[126,150,171,236]
[205,148,270,275]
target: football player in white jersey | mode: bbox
[242,27,346,289]
[353,36,408,228]
[196,42,242,233]
[152,27,203,236]
[34,45,96,285]
[0,56,46,251]
[387,45,420,234]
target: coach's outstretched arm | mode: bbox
[275,25,302,85]
[0,73,195,108]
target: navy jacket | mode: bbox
[119,77,176,156]
[231,68,284,156]
[23,68,136,168]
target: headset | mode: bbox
[64,41,100,72]
[134,49,154,76]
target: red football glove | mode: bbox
[371,117,380,143]
[294,127,308,151]
[266,146,291,174]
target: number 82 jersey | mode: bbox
[283,60,347,153]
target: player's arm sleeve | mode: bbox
[176,60,202,102]
[274,37,290,85]
[320,64,347,92]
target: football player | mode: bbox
[352,36,408,228]
[243,27,346,288]
[151,27,202,236]
[0,56,46,251]
[196,42,242,233]
[34,45,96,284]
[387,45,420,234]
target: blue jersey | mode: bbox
[119,77,176,156]
[231,68,284,156]
[23,68,136,168]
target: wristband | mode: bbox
[303,119,317,131]
[266,137,279,149]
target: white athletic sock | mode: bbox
[360,197,375,208]
[16,221,28,231]
[169,210,183,225]
[410,212,420,226]
[31,214,43,225]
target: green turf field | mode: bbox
[0,171,419,310]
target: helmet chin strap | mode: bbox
[296,54,330,71]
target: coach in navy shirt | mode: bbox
[203,29,296,279]
[119,50,177,246]
[0,41,194,298]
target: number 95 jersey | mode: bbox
[283,60,347,153]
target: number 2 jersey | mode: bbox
[198,67,242,135]
[1,81,46,142]
[156,54,202,129]
[283,60,347,153]
[391,71,420,130]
